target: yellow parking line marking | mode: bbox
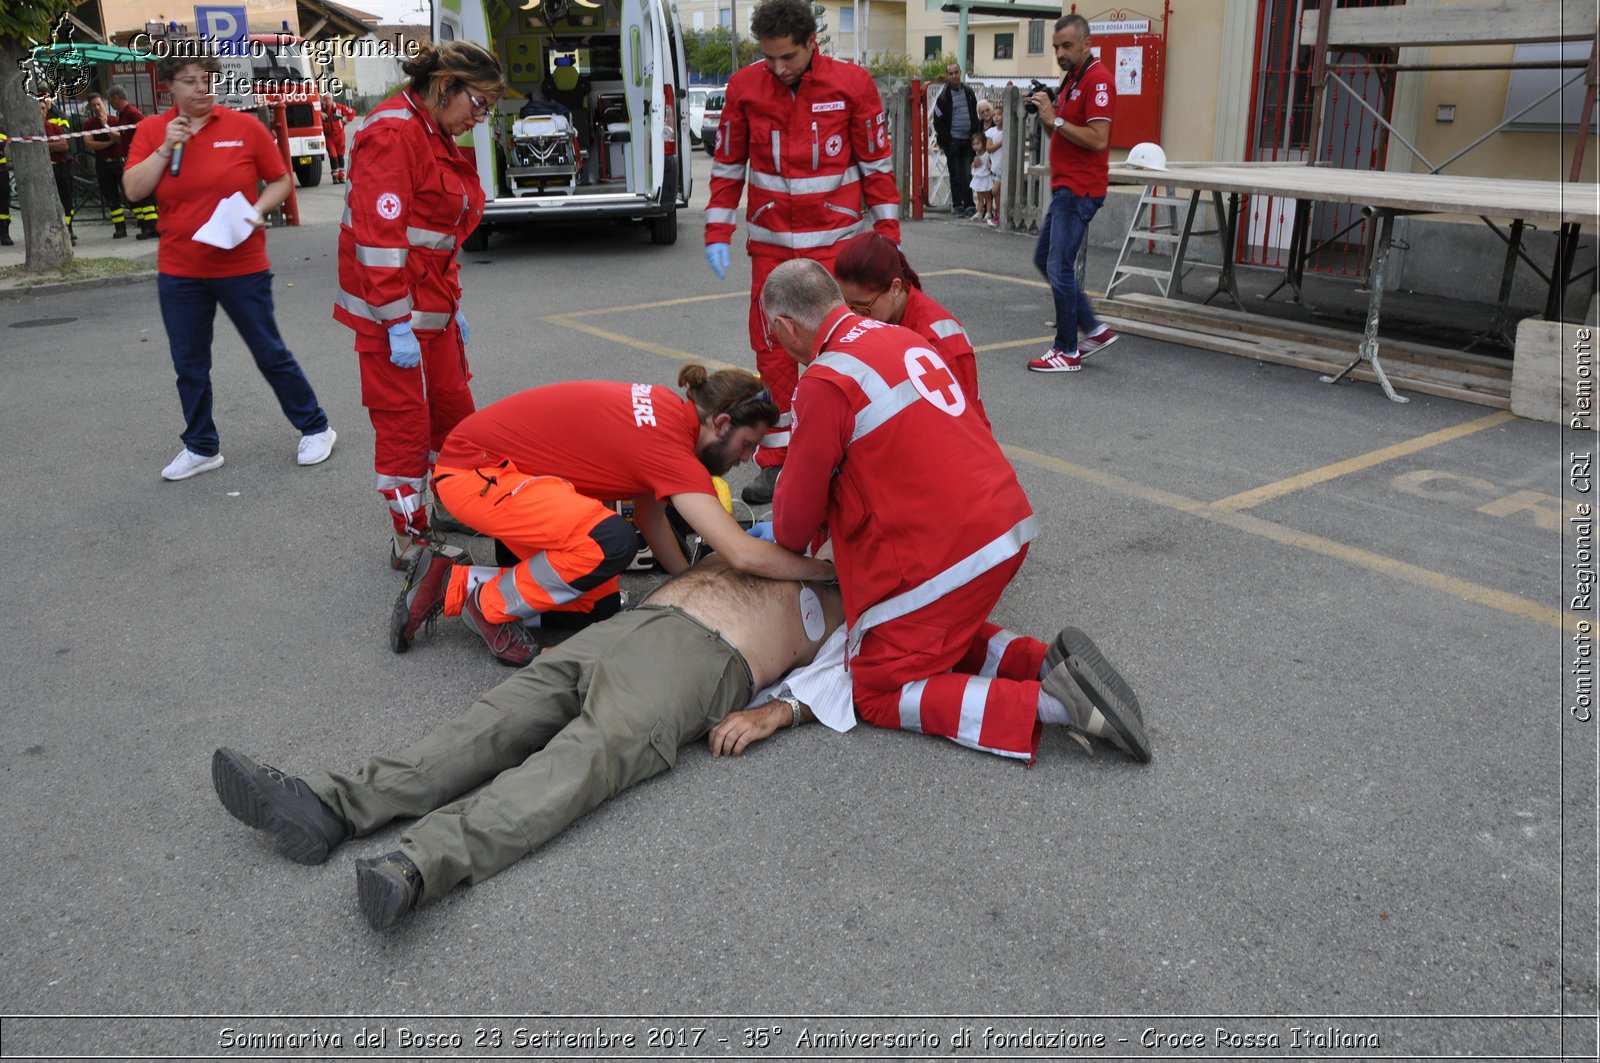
[1209,410,1517,512]
[975,336,1055,354]
[541,314,740,371]
[552,291,747,320]
[1005,442,1573,633]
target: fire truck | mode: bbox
[215,33,330,187]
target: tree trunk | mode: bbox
[0,36,74,271]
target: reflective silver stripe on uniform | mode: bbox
[772,409,793,428]
[747,221,864,249]
[496,552,583,619]
[848,514,1039,656]
[711,161,746,180]
[930,318,968,341]
[358,108,412,132]
[897,679,927,732]
[759,428,791,449]
[335,288,413,321]
[355,243,408,268]
[955,676,993,748]
[869,202,899,222]
[981,627,1018,678]
[406,225,456,251]
[705,207,739,225]
[748,165,860,196]
[770,130,781,173]
[375,473,426,492]
[811,351,917,443]
[412,310,452,330]
[858,155,895,175]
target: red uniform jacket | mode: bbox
[774,307,1034,639]
[334,90,484,341]
[706,52,900,257]
[897,285,987,428]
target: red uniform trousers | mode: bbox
[358,320,476,479]
[850,551,1047,761]
[748,245,843,469]
[432,462,635,625]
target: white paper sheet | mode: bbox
[191,192,261,250]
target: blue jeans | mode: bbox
[158,271,328,456]
[1033,187,1104,353]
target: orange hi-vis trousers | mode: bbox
[432,462,640,625]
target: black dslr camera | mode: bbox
[1022,79,1052,115]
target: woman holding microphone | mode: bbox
[125,54,336,481]
[333,41,507,569]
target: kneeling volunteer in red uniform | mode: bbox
[760,260,1152,764]
[391,365,837,666]
[831,232,988,429]
[335,41,506,569]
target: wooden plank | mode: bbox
[1301,0,1593,48]
[1105,292,1515,375]
[1096,298,1514,408]
[1106,164,1598,228]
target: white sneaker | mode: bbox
[161,449,224,481]
[297,427,337,466]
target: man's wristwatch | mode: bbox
[776,693,803,728]
[1053,117,1065,130]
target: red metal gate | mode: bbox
[1240,0,1400,277]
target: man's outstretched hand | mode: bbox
[709,701,787,757]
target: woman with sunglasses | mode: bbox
[334,41,508,570]
[832,233,989,428]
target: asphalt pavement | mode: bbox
[0,154,1594,1060]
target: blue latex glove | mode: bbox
[455,309,469,347]
[747,521,776,542]
[705,242,729,280]
[387,320,422,368]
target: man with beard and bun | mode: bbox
[391,365,836,666]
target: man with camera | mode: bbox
[1026,14,1119,374]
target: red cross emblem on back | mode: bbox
[904,347,966,417]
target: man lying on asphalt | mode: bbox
[211,555,849,930]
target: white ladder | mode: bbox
[1106,185,1231,302]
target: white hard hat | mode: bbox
[1126,142,1168,171]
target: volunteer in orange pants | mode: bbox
[431,462,636,638]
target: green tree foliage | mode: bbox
[865,49,957,81]
[683,27,759,80]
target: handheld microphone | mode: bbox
[169,141,183,177]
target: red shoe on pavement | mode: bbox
[1027,348,1082,373]
[389,549,455,653]
[460,586,541,666]
[1080,326,1120,358]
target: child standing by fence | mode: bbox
[969,131,995,226]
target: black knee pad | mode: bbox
[589,513,643,577]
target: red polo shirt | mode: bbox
[436,381,715,503]
[126,104,286,278]
[1048,56,1115,197]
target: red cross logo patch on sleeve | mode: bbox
[905,347,966,417]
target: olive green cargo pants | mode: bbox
[304,606,753,904]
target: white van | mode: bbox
[436,0,691,249]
